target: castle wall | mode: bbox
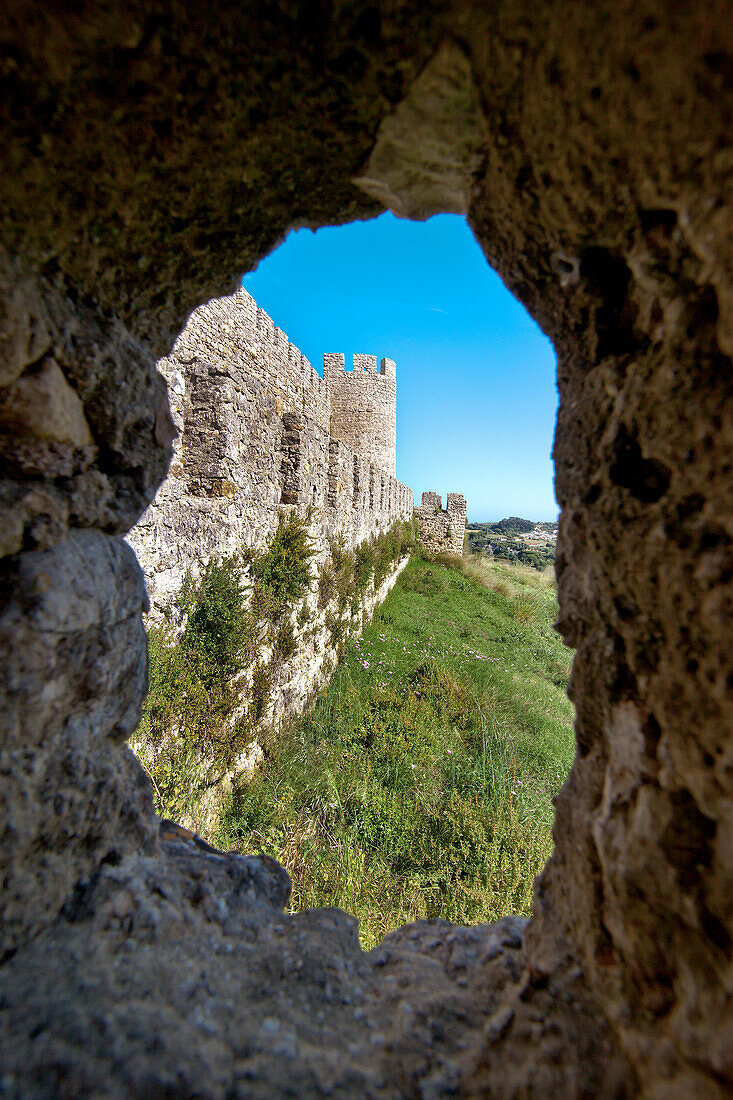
[325,353,397,477]
[415,492,467,555]
[128,288,412,612]
[125,285,413,834]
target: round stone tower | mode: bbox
[323,353,397,476]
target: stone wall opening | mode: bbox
[123,208,564,918]
[235,209,559,526]
[1,4,732,1095]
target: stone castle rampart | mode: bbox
[415,491,467,555]
[126,286,413,833]
[128,287,412,611]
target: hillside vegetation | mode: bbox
[466,517,558,569]
[217,552,575,948]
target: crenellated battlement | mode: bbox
[325,350,397,477]
[353,353,377,373]
[129,285,409,611]
[415,491,467,556]
[172,291,399,482]
[323,352,345,380]
[323,353,396,381]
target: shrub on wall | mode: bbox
[252,513,313,613]
[181,556,252,685]
[354,539,376,597]
[249,660,273,722]
[318,560,336,609]
[134,516,414,828]
[274,617,297,661]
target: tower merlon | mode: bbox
[353,353,378,373]
[416,492,467,556]
[323,352,345,379]
[256,306,274,340]
[447,493,467,513]
[380,357,396,379]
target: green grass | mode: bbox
[216,552,575,948]
[132,518,417,828]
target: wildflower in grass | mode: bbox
[362,661,369,669]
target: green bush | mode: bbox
[329,538,355,610]
[330,537,351,575]
[274,617,297,660]
[143,625,215,748]
[326,609,347,650]
[182,555,251,685]
[136,549,266,817]
[251,579,280,624]
[252,514,313,612]
[136,516,415,827]
[318,560,336,609]
[324,521,413,612]
[249,660,272,722]
[353,539,376,596]
[297,601,310,627]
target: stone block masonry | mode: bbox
[325,352,397,477]
[416,491,467,555]
[126,286,413,831]
[2,11,732,1097]
[128,286,412,613]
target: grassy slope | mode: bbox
[216,554,576,948]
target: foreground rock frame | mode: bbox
[1,2,731,1095]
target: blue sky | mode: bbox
[241,213,558,522]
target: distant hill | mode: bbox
[465,517,558,570]
[494,516,535,535]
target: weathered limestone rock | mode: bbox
[0,531,157,956]
[0,1,732,1095]
[416,492,467,556]
[0,252,174,556]
[0,358,94,447]
[353,39,488,221]
[0,830,622,1099]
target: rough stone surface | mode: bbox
[0,825,625,1100]
[0,531,158,956]
[416,491,467,556]
[325,352,398,478]
[1,2,732,1096]
[0,251,174,556]
[125,286,412,834]
[354,39,487,220]
[126,287,411,614]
